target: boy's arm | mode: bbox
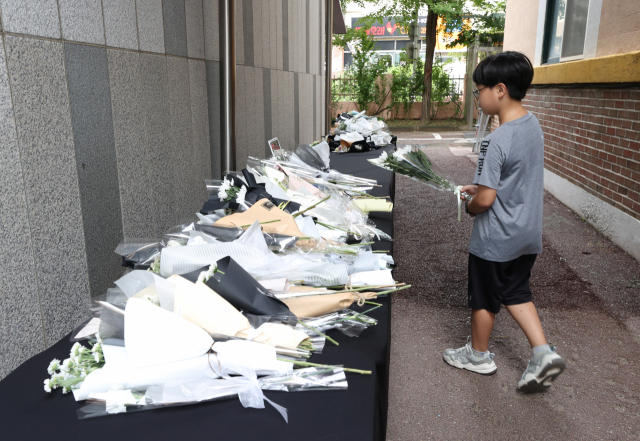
[467,185,497,214]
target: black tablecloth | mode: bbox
[0,150,395,441]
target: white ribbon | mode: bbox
[454,186,463,222]
[210,350,289,422]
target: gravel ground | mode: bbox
[385,138,640,440]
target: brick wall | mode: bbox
[490,87,640,220]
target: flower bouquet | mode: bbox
[368,146,470,221]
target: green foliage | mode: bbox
[389,49,424,115]
[430,57,462,119]
[333,26,391,114]
[440,2,506,48]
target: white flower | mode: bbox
[217,178,232,201]
[62,386,70,394]
[96,333,103,344]
[44,379,52,393]
[47,359,60,375]
[236,185,248,207]
[93,352,101,363]
[71,342,82,357]
[92,342,101,353]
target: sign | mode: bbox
[352,16,429,37]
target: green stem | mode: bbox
[239,219,281,228]
[348,189,385,199]
[372,250,389,253]
[376,284,412,296]
[293,195,332,218]
[348,242,374,246]
[298,321,339,346]
[278,359,371,375]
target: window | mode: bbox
[542,0,590,64]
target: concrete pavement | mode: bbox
[385,133,640,440]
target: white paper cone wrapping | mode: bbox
[124,298,213,369]
[350,269,395,286]
[114,270,176,311]
[170,275,251,336]
[236,323,309,351]
[160,241,278,277]
[73,345,218,401]
[214,340,292,376]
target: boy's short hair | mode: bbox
[472,51,534,101]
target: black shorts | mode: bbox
[468,253,537,314]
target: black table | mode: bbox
[0,150,395,441]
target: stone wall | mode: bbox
[0,0,326,379]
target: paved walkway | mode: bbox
[385,132,640,440]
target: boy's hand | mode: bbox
[459,185,478,201]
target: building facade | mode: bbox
[500,0,640,262]
[0,0,327,380]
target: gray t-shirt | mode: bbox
[468,112,544,262]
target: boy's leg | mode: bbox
[501,255,566,392]
[471,309,495,352]
[504,301,546,348]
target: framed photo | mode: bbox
[268,137,282,156]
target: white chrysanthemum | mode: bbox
[93,352,101,363]
[236,185,247,207]
[217,178,233,201]
[71,342,82,357]
[47,358,61,375]
[96,333,103,344]
[44,379,52,393]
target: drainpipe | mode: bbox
[324,0,334,135]
[220,0,236,176]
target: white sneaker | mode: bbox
[517,346,566,393]
[443,337,497,375]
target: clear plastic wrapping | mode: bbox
[76,367,346,419]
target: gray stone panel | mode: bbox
[261,0,270,69]
[185,0,205,59]
[167,56,197,226]
[235,0,244,65]
[269,0,277,70]
[252,0,262,67]
[251,66,265,160]
[64,43,124,299]
[313,74,317,140]
[273,69,281,144]
[5,36,91,345]
[189,59,212,187]
[281,0,288,71]
[275,0,283,70]
[103,0,139,50]
[284,71,294,150]
[139,53,171,236]
[0,0,60,38]
[206,60,221,178]
[203,0,219,61]
[59,0,105,44]
[263,68,272,151]
[0,40,44,380]
[137,0,165,53]
[108,49,157,238]
[235,65,249,170]
[294,72,299,145]
[163,0,188,57]
[304,0,313,73]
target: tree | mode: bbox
[441,1,506,48]
[344,0,492,123]
[333,25,391,114]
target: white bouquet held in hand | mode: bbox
[369,146,472,221]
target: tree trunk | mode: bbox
[420,10,438,124]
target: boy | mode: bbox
[442,51,565,393]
